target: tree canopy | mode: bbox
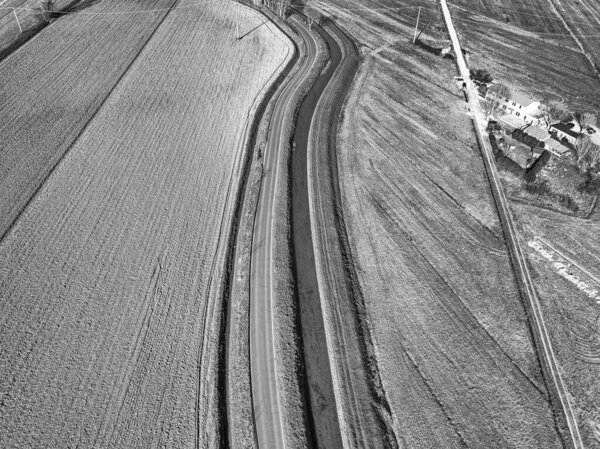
[575,135,600,175]
[469,68,493,84]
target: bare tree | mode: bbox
[276,0,291,18]
[482,97,503,118]
[37,0,55,23]
[487,83,511,100]
[543,100,572,126]
[574,111,597,132]
[575,135,600,174]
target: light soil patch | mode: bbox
[512,202,600,447]
[0,3,290,447]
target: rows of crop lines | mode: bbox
[306,0,566,445]
[510,202,600,447]
[450,0,600,71]
[551,0,600,71]
[307,0,446,50]
[449,0,570,35]
[338,56,563,448]
[0,1,290,447]
[0,0,91,56]
[0,0,183,241]
[447,1,600,112]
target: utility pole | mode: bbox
[415,21,430,43]
[12,8,22,33]
[413,6,421,44]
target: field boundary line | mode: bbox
[0,0,182,246]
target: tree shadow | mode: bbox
[238,19,268,41]
[66,0,103,14]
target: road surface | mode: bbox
[439,1,584,447]
[249,15,320,449]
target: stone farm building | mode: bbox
[486,89,542,125]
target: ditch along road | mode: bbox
[248,14,325,449]
[248,13,376,449]
[439,0,584,447]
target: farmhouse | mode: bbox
[550,122,580,145]
[486,89,541,125]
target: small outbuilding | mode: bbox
[545,138,571,157]
[523,125,551,142]
[550,122,580,145]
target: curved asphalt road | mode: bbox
[249,15,320,449]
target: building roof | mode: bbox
[510,91,537,108]
[486,84,537,107]
[550,122,580,139]
[524,126,551,141]
[545,138,571,155]
[498,114,526,129]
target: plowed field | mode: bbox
[0,0,78,55]
[0,2,291,447]
[0,0,179,239]
[310,0,564,446]
[512,202,600,447]
[449,0,600,111]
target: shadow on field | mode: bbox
[415,39,443,56]
[67,0,102,14]
[237,19,267,40]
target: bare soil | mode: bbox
[0,3,289,447]
[449,1,600,112]
[309,0,565,446]
[0,0,179,241]
[513,203,600,447]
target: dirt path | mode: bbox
[440,0,584,446]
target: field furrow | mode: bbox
[0,2,291,447]
[310,0,565,445]
[0,0,180,240]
